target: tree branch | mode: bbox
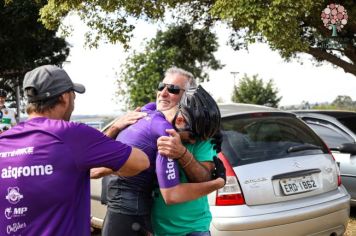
[308,47,356,76]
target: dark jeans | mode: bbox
[102,209,152,236]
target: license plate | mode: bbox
[280,175,318,195]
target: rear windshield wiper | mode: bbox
[287,144,322,153]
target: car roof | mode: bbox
[218,103,293,118]
[102,103,295,131]
[293,110,356,119]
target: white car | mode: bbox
[91,103,350,235]
[294,110,356,207]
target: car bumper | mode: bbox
[341,175,356,206]
[90,199,106,229]
[210,189,350,235]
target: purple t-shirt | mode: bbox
[116,109,180,189]
[0,117,132,236]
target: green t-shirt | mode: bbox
[151,139,216,236]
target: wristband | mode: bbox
[178,147,187,160]
[182,154,193,168]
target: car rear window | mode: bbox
[221,113,328,166]
[303,118,354,148]
[337,116,356,135]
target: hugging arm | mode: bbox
[104,108,146,139]
[91,148,149,178]
[160,179,224,205]
[155,152,225,205]
[157,129,214,182]
[91,108,148,178]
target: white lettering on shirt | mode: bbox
[4,207,28,219]
[1,165,53,179]
[0,147,34,158]
[6,222,26,234]
[166,158,176,180]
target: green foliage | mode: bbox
[231,74,282,107]
[117,23,222,109]
[40,0,169,48]
[213,0,356,76]
[312,104,340,110]
[332,95,353,107]
[40,0,356,76]
[0,0,69,105]
[289,95,356,111]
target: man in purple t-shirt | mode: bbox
[0,65,149,236]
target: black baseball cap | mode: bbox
[0,89,7,98]
[23,65,85,102]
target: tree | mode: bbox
[212,0,356,76]
[40,0,356,76]
[332,95,353,108]
[117,23,222,109]
[231,74,282,107]
[0,0,69,107]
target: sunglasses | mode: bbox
[172,109,193,133]
[157,82,185,95]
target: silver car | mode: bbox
[294,110,356,207]
[91,104,350,235]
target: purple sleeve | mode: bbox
[68,123,132,171]
[156,154,180,188]
[151,115,180,188]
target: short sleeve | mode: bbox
[67,123,132,171]
[151,114,180,188]
[155,154,180,188]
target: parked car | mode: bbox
[294,110,356,206]
[91,104,350,235]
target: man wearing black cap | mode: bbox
[0,89,17,132]
[0,65,149,236]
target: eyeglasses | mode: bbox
[157,82,185,95]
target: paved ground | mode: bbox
[345,208,356,236]
[91,208,356,236]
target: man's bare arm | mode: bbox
[160,178,224,205]
[177,151,214,182]
[90,167,113,179]
[104,108,146,139]
[90,148,149,178]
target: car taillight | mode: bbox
[324,143,342,186]
[215,153,245,206]
[332,152,342,186]
[337,173,342,186]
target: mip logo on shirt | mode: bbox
[4,207,28,219]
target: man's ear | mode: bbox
[58,92,69,105]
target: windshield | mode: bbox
[221,114,328,166]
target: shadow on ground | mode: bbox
[91,227,101,236]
